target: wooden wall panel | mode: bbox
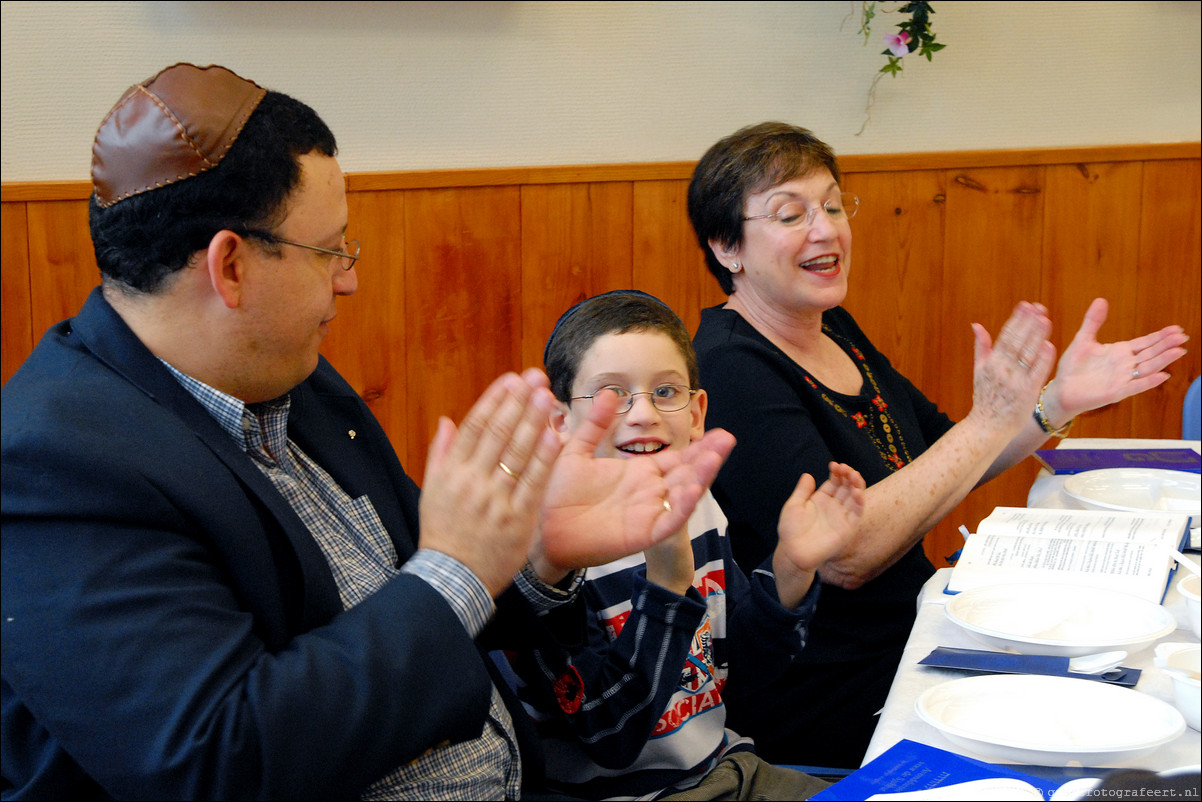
[1133,159,1202,438]
[519,182,634,371]
[841,171,958,566]
[323,190,410,461]
[631,180,724,337]
[401,186,522,475]
[2,146,1198,574]
[939,166,1047,416]
[929,166,1048,563]
[841,171,947,400]
[26,200,96,341]
[1,203,32,385]
[1041,161,1144,439]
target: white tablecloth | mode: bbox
[862,569,1200,771]
[863,438,1202,772]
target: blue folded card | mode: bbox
[810,739,1064,801]
[918,647,1141,687]
[1035,448,1200,474]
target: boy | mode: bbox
[498,290,865,800]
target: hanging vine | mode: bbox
[853,1,946,135]
[863,1,945,77]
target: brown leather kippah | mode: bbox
[91,63,267,207]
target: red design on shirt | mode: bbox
[553,666,585,715]
[851,412,867,429]
[603,609,631,639]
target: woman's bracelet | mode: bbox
[1033,383,1074,437]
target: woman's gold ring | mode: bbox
[498,461,520,480]
[662,498,672,513]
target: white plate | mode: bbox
[916,674,1185,765]
[1063,468,1200,525]
[945,583,1177,657]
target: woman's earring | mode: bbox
[731,261,742,273]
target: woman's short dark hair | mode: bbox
[544,290,699,403]
[89,91,337,293]
[687,122,841,295]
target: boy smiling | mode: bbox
[500,290,865,800]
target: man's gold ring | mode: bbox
[662,498,672,513]
[498,461,520,480]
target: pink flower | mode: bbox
[884,31,911,58]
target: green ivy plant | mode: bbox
[853,1,946,134]
[860,1,946,77]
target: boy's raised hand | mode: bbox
[536,388,736,577]
[772,463,866,608]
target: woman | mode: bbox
[686,121,1189,768]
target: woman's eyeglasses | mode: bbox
[743,193,859,229]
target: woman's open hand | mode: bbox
[968,301,1056,435]
[1044,298,1188,424]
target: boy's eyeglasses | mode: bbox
[571,384,697,414]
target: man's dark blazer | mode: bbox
[1,288,552,799]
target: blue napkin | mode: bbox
[919,647,1141,687]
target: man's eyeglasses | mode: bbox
[241,229,361,271]
[742,193,859,230]
[571,384,697,414]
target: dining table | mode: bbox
[862,437,1202,777]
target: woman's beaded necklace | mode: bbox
[802,326,913,472]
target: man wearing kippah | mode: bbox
[0,63,734,800]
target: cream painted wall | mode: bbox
[2,0,1199,182]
